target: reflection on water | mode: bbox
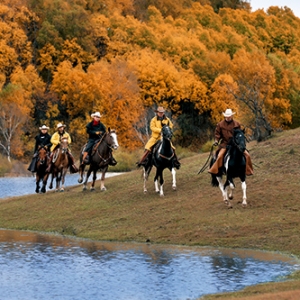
[0,230,299,300]
[0,173,123,199]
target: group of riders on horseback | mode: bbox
[28,106,253,180]
[28,112,117,175]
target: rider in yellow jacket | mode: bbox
[46,123,78,173]
[137,106,180,168]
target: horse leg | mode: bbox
[143,165,152,194]
[171,168,176,190]
[78,164,86,184]
[41,173,49,193]
[35,177,40,193]
[90,169,97,191]
[154,169,164,196]
[55,172,61,192]
[49,173,54,190]
[60,169,67,192]
[241,181,247,207]
[99,167,108,191]
[83,166,92,191]
[216,176,230,206]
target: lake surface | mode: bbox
[0,173,123,199]
[0,229,299,300]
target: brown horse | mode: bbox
[35,146,50,193]
[78,128,119,191]
[48,138,69,192]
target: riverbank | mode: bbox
[0,128,300,299]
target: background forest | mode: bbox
[1,0,300,163]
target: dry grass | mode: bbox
[0,128,300,299]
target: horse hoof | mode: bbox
[60,189,64,192]
[172,185,176,190]
[101,187,107,191]
[78,178,83,183]
[82,186,87,191]
[90,187,95,191]
[35,190,39,194]
[160,194,164,197]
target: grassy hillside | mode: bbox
[0,128,300,299]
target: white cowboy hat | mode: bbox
[56,123,66,129]
[39,125,49,130]
[91,112,102,118]
[223,109,236,117]
[155,106,165,113]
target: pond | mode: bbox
[0,229,299,300]
[0,173,123,199]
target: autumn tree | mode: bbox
[0,85,33,161]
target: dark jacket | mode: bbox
[215,119,241,148]
[34,133,52,152]
[85,120,106,153]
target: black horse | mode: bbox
[35,146,50,193]
[143,125,178,196]
[78,128,119,191]
[210,128,247,208]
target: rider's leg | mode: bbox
[137,137,156,167]
[108,152,118,166]
[171,142,181,169]
[244,150,254,176]
[68,150,78,173]
[28,152,38,172]
[208,148,226,174]
[45,152,54,173]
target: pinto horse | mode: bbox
[143,125,177,196]
[78,128,119,191]
[48,138,69,192]
[210,128,247,208]
[35,146,50,193]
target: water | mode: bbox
[0,173,123,199]
[0,230,299,300]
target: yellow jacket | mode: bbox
[150,116,173,139]
[50,131,72,152]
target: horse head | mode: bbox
[232,128,246,153]
[107,128,119,150]
[37,146,48,165]
[162,125,173,140]
[60,137,69,153]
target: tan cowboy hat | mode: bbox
[39,125,49,130]
[56,123,66,129]
[223,109,236,117]
[155,106,165,113]
[91,112,102,118]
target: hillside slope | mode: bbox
[0,128,300,299]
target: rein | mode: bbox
[95,132,112,164]
[197,145,214,174]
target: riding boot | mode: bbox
[68,152,79,173]
[173,152,181,169]
[108,153,118,166]
[45,152,54,173]
[136,150,150,167]
[244,151,254,176]
[81,151,90,166]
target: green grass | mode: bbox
[1,128,300,299]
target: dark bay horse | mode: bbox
[78,128,119,191]
[210,128,247,208]
[48,138,69,192]
[143,125,177,196]
[35,146,50,193]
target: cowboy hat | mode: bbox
[155,106,165,113]
[91,112,102,118]
[56,123,66,129]
[223,109,236,117]
[39,125,49,130]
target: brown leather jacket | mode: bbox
[215,119,241,148]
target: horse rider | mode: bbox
[28,125,52,173]
[136,106,180,169]
[45,123,78,173]
[208,108,253,176]
[80,111,117,167]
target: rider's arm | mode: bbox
[150,117,161,134]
